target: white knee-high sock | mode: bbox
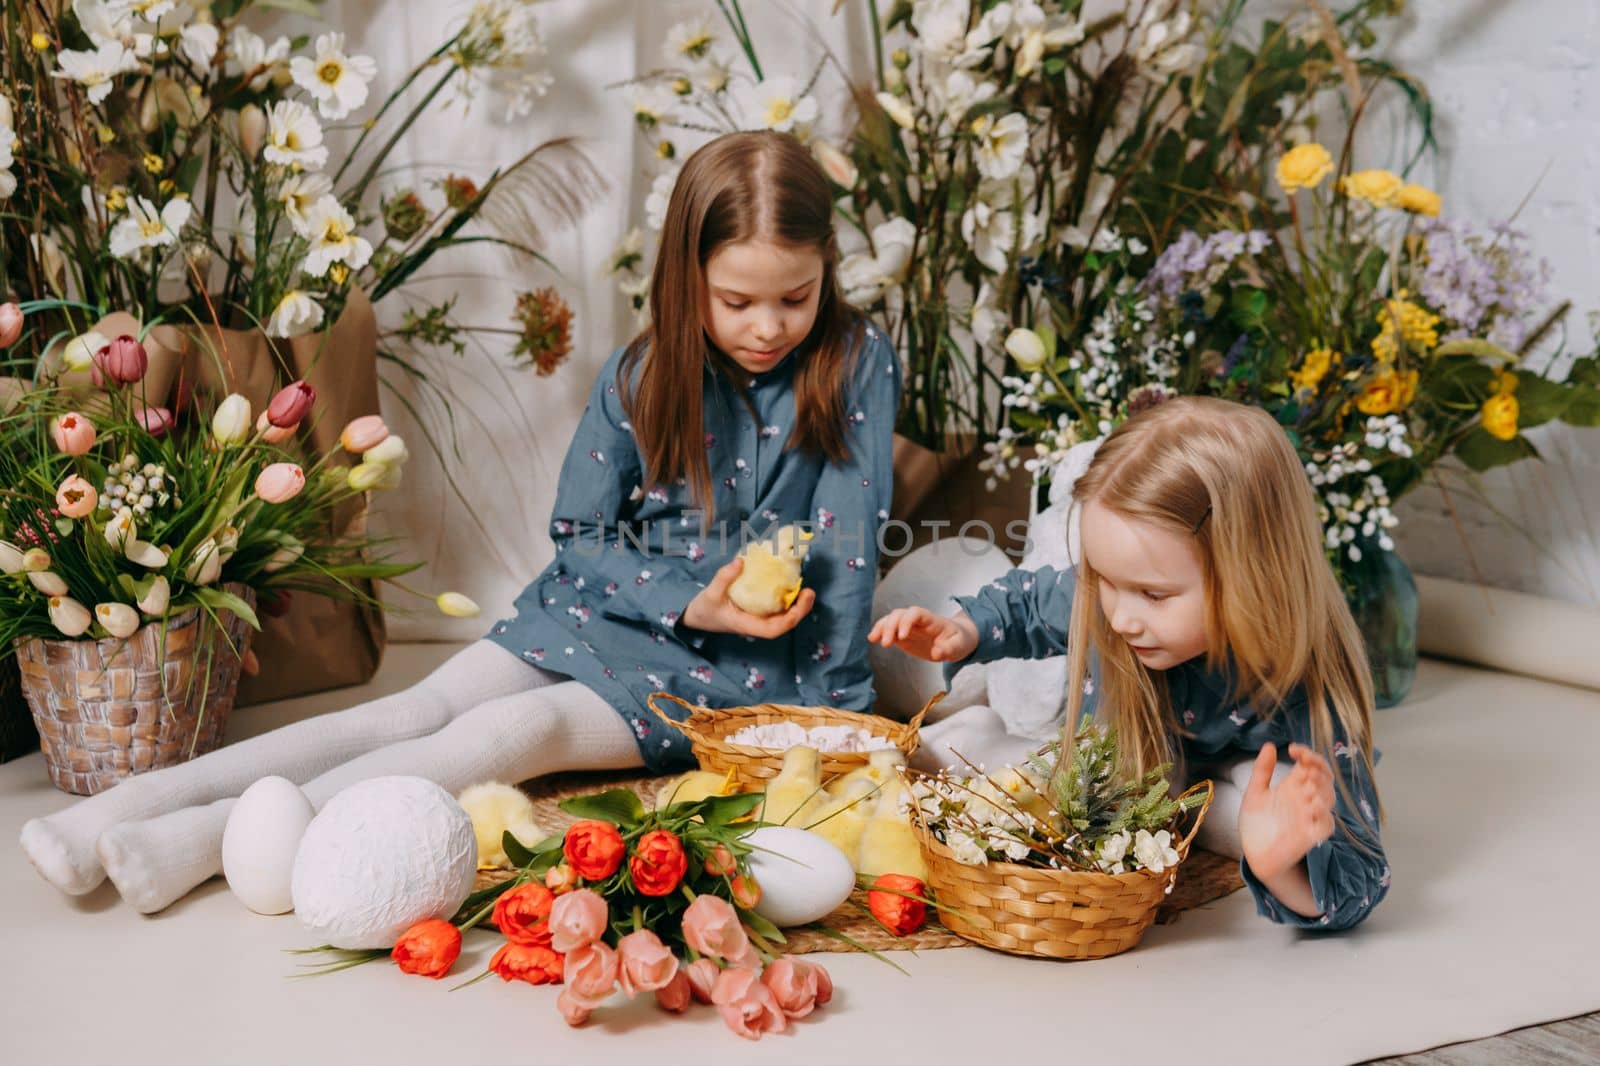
[23,640,540,897]
[97,680,640,914]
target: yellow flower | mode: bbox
[672,77,693,96]
[1396,183,1442,217]
[1492,367,1518,395]
[328,262,350,286]
[1481,392,1519,441]
[1371,292,1440,361]
[30,32,49,51]
[436,592,480,618]
[1340,169,1403,208]
[142,153,165,175]
[656,139,676,160]
[1291,348,1337,394]
[105,185,128,212]
[1275,144,1334,194]
[97,125,116,145]
[1357,367,1418,415]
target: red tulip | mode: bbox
[266,380,315,428]
[93,334,149,386]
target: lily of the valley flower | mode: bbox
[96,602,141,639]
[48,596,92,638]
[109,196,192,260]
[136,575,170,616]
[290,33,377,120]
[211,393,252,444]
[264,100,329,170]
[436,592,481,618]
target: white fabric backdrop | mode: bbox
[259,1,1600,642]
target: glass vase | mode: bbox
[1343,542,1419,708]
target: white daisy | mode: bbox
[227,25,291,92]
[53,40,140,105]
[128,0,178,19]
[277,172,333,237]
[299,196,371,277]
[109,195,191,259]
[631,85,679,130]
[663,17,717,64]
[732,76,818,134]
[291,33,377,121]
[266,290,325,338]
[264,100,328,170]
[73,0,136,48]
[644,166,680,231]
[972,111,1028,181]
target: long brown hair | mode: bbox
[619,131,860,521]
[1061,396,1382,824]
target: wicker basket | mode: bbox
[646,690,940,789]
[15,587,257,795]
[913,778,1214,960]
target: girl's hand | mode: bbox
[1238,742,1338,882]
[868,607,979,663]
[682,556,816,639]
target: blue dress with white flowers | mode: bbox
[486,323,901,773]
[945,564,1391,933]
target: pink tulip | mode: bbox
[0,302,23,348]
[267,380,315,428]
[54,475,97,518]
[134,406,173,436]
[555,989,592,1027]
[711,966,788,1041]
[616,930,678,997]
[655,970,692,1013]
[548,888,608,953]
[93,334,149,386]
[50,412,96,455]
[762,957,830,1019]
[684,957,721,1004]
[255,411,295,444]
[255,463,305,503]
[339,414,389,453]
[562,942,619,1009]
[680,893,749,962]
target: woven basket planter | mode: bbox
[913,779,1214,960]
[15,587,257,795]
[646,690,939,790]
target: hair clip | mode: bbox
[1192,503,1213,534]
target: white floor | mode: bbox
[5,649,1600,1066]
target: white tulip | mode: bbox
[1004,328,1047,371]
[48,596,92,637]
[217,525,240,562]
[185,538,222,585]
[28,570,69,597]
[263,537,303,573]
[136,575,171,616]
[376,463,402,491]
[364,434,408,467]
[124,539,170,569]
[105,507,135,550]
[435,592,480,618]
[0,541,23,574]
[96,602,141,638]
[347,462,387,492]
[211,393,252,444]
[62,330,109,372]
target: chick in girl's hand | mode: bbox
[760,745,826,828]
[457,782,546,869]
[856,780,928,881]
[729,525,813,617]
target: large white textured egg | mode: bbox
[291,776,477,949]
[222,776,317,915]
[742,826,855,928]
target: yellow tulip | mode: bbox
[436,592,481,618]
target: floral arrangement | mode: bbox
[2,0,593,381]
[303,786,837,1041]
[908,715,1204,874]
[0,317,467,657]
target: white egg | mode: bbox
[291,776,477,949]
[222,776,316,915]
[742,826,855,928]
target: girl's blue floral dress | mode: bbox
[945,564,1390,932]
[487,323,900,773]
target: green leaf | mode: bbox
[502,830,537,868]
[1567,356,1600,388]
[682,792,763,828]
[558,788,645,826]
[740,907,787,944]
[1038,324,1058,363]
[1512,373,1571,429]
[1562,390,1600,428]
[1433,338,1519,363]
[190,586,260,630]
[1454,428,1538,473]
[254,0,323,14]
[1229,287,1268,328]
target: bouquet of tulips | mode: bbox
[0,311,467,659]
[307,785,835,1042]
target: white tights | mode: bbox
[19,640,642,913]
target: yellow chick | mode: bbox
[802,777,876,865]
[759,745,827,828]
[993,765,1056,825]
[728,525,812,616]
[829,748,906,799]
[856,781,928,881]
[457,782,546,869]
[653,768,737,811]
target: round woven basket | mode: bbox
[15,586,257,796]
[913,779,1214,960]
[646,690,940,789]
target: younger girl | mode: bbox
[22,130,899,913]
[872,396,1388,932]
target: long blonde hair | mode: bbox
[619,131,860,522]
[1061,396,1381,823]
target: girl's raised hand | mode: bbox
[682,556,816,639]
[1238,742,1338,881]
[868,606,979,663]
